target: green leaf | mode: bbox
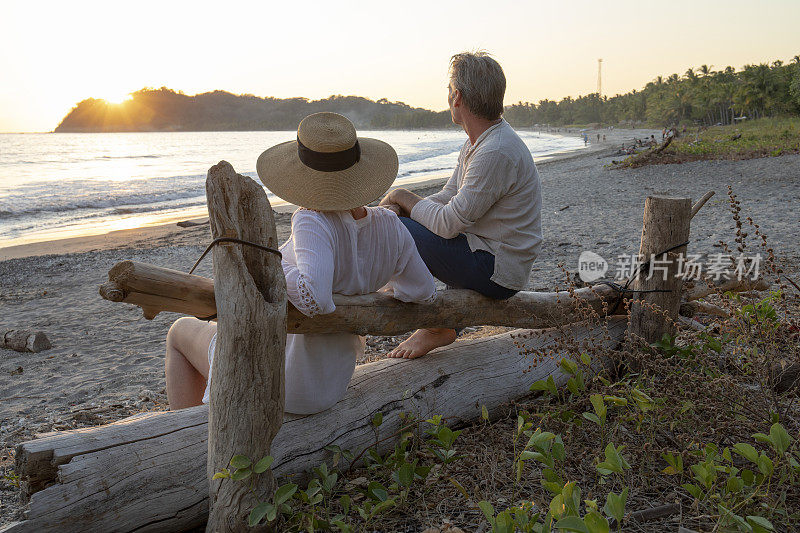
[367,481,389,502]
[371,498,395,516]
[581,352,592,366]
[231,468,251,481]
[757,454,773,476]
[211,469,230,480]
[733,443,760,464]
[478,500,495,523]
[741,469,755,485]
[481,404,489,421]
[552,436,566,461]
[274,483,298,506]
[726,476,744,493]
[567,378,580,396]
[583,511,610,533]
[339,494,351,515]
[229,455,251,469]
[590,394,607,419]
[560,357,578,375]
[252,455,274,474]
[248,502,274,526]
[371,412,383,427]
[542,480,563,495]
[554,516,589,532]
[549,494,565,519]
[531,379,551,392]
[332,520,352,533]
[396,463,414,487]
[496,510,515,533]
[769,423,791,455]
[546,375,558,396]
[718,504,748,529]
[528,430,556,451]
[603,488,627,524]
[583,412,601,425]
[682,483,703,499]
[746,515,775,532]
[603,395,628,406]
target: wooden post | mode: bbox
[628,196,692,344]
[205,161,287,532]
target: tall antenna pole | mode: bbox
[597,58,603,97]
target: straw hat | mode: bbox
[256,112,398,211]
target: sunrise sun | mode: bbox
[103,92,132,105]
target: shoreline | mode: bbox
[0,175,451,261]
[0,127,658,261]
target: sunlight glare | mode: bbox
[103,93,132,105]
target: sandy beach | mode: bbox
[2,132,799,525]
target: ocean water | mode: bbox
[0,130,585,247]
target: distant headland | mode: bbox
[54,89,456,133]
[55,57,800,132]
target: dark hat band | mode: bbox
[297,137,361,172]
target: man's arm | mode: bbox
[379,188,423,217]
[410,151,513,239]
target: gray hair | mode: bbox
[449,51,506,120]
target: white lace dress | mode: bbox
[202,206,436,414]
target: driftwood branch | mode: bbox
[7,319,627,533]
[1,330,51,353]
[684,277,770,301]
[690,190,715,218]
[100,261,622,335]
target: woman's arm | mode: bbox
[283,211,336,317]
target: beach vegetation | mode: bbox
[213,194,800,531]
[616,117,800,167]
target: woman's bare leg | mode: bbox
[165,317,217,410]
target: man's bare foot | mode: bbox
[387,328,457,359]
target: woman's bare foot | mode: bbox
[387,328,457,359]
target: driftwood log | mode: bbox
[1,330,51,353]
[628,196,692,344]
[205,161,287,531]
[100,263,621,334]
[4,318,627,533]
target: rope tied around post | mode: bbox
[189,237,283,321]
[599,239,690,315]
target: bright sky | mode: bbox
[1,0,797,132]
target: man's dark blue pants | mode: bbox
[399,217,518,300]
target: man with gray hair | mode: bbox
[381,51,543,358]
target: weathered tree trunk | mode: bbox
[627,196,692,344]
[7,319,626,533]
[204,161,287,532]
[99,263,621,334]
[1,330,51,353]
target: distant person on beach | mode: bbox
[380,51,542,359]
[164,113,435,413]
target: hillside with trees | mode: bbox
[54,90,454,132]
[55,56,800,132]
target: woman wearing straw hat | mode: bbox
[164,112,436,414]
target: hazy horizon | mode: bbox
[2,0,798,133]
